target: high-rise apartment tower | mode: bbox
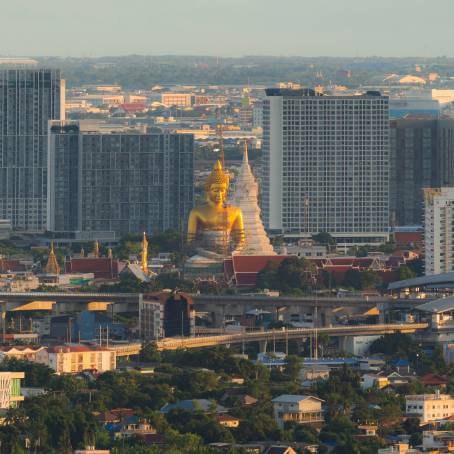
[47,121,193,239]
[423,187,454,275]
[0,69,64,231]
[262,88,389,246]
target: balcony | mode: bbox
[279,411,324,424]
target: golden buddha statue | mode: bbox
[187,160,245,261]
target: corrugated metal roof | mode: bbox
[415,296,454,313]
[388,272,454,290]
[271,394,324,403]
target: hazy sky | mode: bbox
[1,0,453,58]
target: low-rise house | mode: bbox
[114,416,156,439]
[217,414,240,428]
[161,399,227,414]
[392,359,411,375]
[221,389,258,407]
[300,365,330,387]
[0,346,46,362]
[95,408,134,426]
[272,395,324,429]
[36,345,116,374]
[230,376,245,385]
[405,392,454,423]
[353,424,381,446]
[361,373,389,390]
[422,430,454,451]
[420,373,448,389]
[264,447,298,454]
[21,387,46,398]
[359,358,386,372]
[75,448,110,454]
[378,443,421,454]
[386,372,412,388]
[356,424,378,437]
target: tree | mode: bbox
[312,232,336,252]
[139,343,161,362]
[397,265,417,281]
[342,269,381,290]
[150,229,183,254]
[407,257,424,277]
[255,260,280,290]
[277,257,315,294]
[342,269,362,290]
[360,270,381,289]
[283,355,302,382]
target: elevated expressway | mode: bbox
[0,292,424,324]
[154,323,428,352]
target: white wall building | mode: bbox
[261,88,389,246]
[424,188,454,275]
[139,299,163,340]
[405,392,454,423]
[343,335,381,356]
[272,394,324,429]
[36,345,116,374]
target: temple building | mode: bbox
[232,143,275,256]
[44,242,60,275]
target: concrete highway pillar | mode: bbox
[377,303,386,324]
[258,340,268,353]
[338,335,348,353]
[211,308,225,328]
[296,339,305,355]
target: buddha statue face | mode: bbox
[207,182,227,207]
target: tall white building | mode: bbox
[261,88,390,246]
[424,187,454,275]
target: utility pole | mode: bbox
[314,276,318,361]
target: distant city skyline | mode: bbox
[1,0,454,58]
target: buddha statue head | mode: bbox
[204,160,229,207]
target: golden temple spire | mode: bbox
[141,232,149,274]
[93,240,100,258]
[80,247,85,258]
[107,247,113,259]
[45,241,60,275]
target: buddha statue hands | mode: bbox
[187,160,245,260]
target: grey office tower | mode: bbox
[0,69,64,231]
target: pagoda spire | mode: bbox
[232,141,276,256]
[243,140,249,164]
[107,247,113,259]
[93,240,100,258]
[141,232,149,274]
[45,242,61,275]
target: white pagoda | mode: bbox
[232,142,276,255]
